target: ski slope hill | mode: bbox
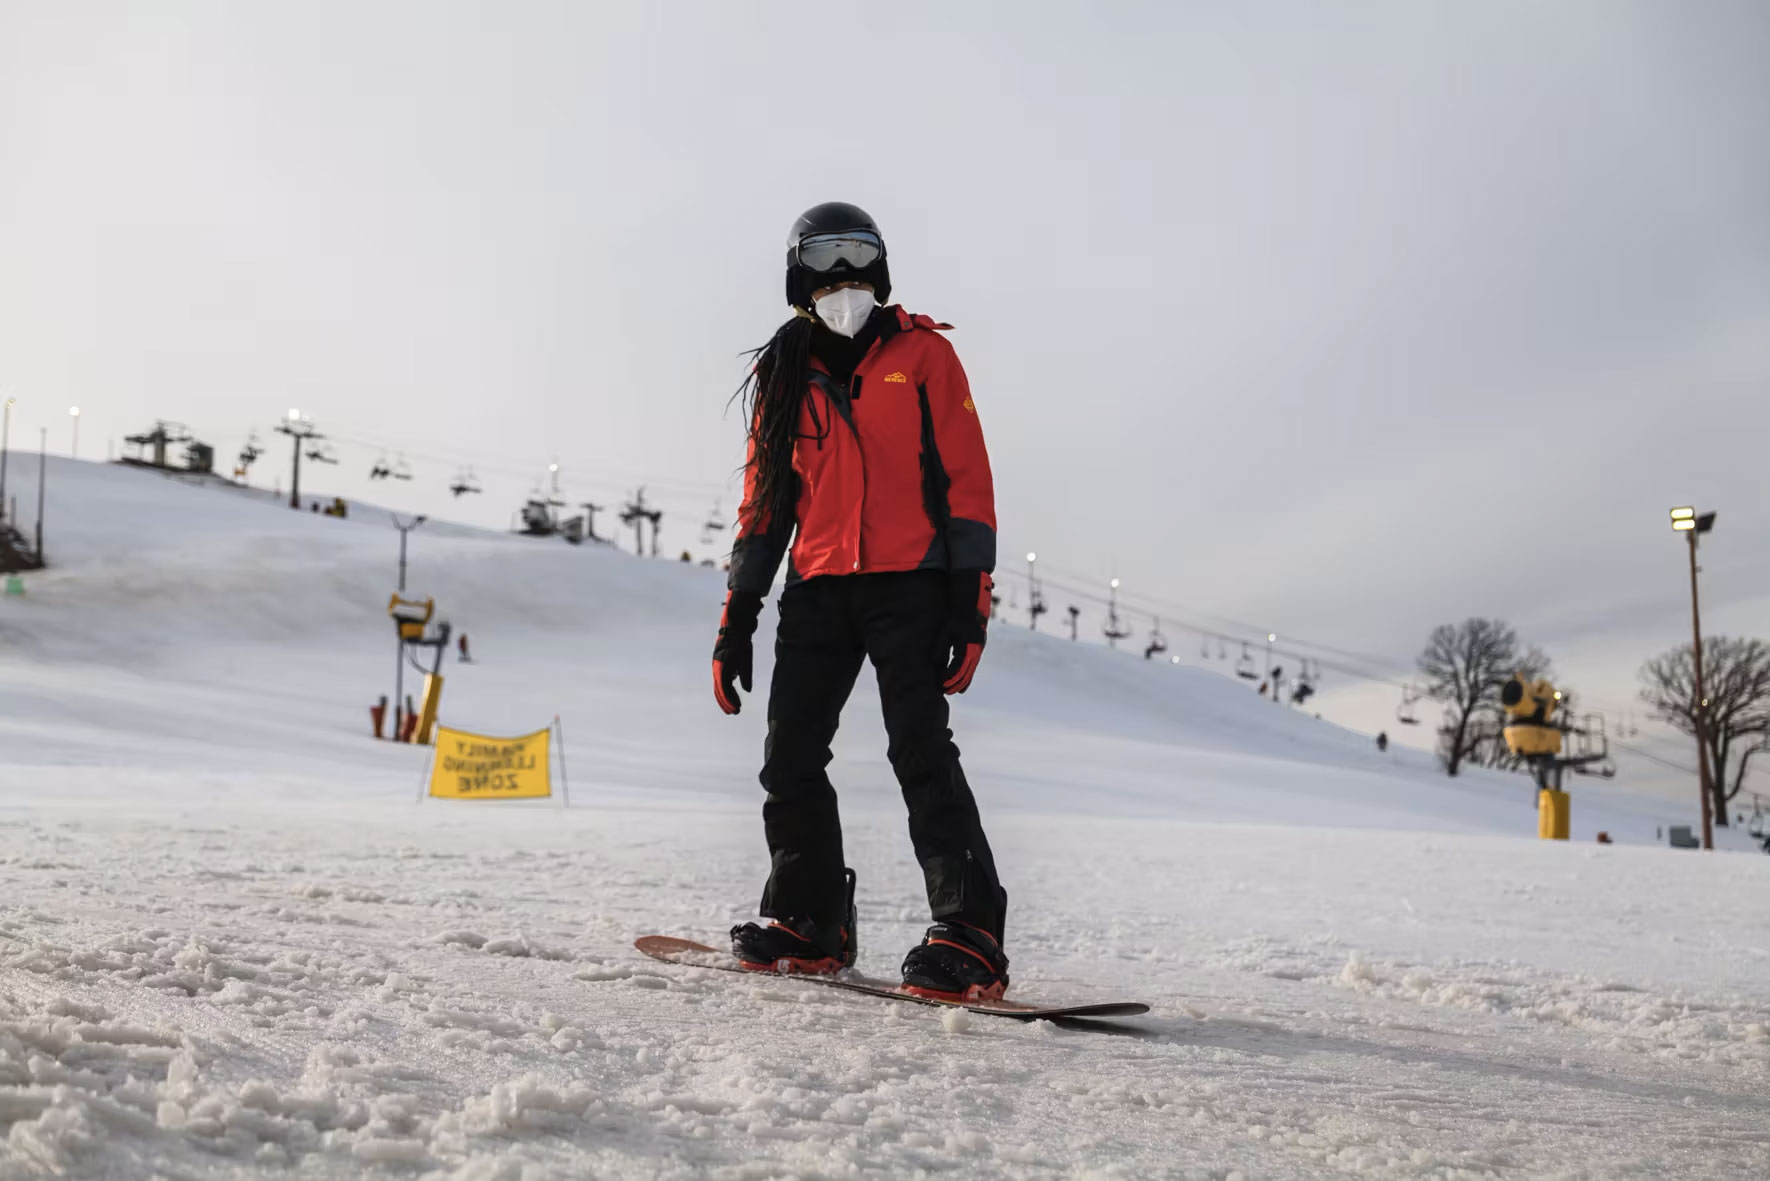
[0,455,1700,842]
[1,456,1766,1180]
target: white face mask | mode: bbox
[813,286,877,337]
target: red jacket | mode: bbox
[729,306,996,595]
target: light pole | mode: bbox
[1,396,13,525]
[392,513,427,593]
[1671,506,1717,850]
[69,407,80,458]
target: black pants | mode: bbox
[759,571,1005,940]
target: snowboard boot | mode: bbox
[900,919,1009,1002]
[730,868,857,975]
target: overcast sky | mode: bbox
[2,1,1767,784]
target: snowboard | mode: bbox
[635,935,1149,1025]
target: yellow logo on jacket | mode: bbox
[883,371,908,383]
[963,397,976,413]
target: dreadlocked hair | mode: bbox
[734,311,822,533]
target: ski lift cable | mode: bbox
[995,565,1402,690]
[304,431,719,521]
[1019,557,1416,681]
[322,430,733,499]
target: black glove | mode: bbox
[713,590,763,715]
[939,571,992,695]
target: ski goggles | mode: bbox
[794,230,885,273]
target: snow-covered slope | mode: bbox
[1,457,1766,1179]
[0,455,1702,841]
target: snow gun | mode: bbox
[1500,675,1563,759]
[386,594,452,745]
[1502,675,1614,841]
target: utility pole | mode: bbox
[275,411,323,510]
[1,396,13,526]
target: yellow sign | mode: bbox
[429,726,551,799]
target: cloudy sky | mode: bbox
[2,1,1766,788]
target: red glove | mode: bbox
[713,590,763,715]
[941,572,992,695]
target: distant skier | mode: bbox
[1376,731,1389,753]
[711,202,1009,1001]
[457,633,471,664]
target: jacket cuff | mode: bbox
[946,517,996,573]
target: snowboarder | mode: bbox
[711,202,1009,1001]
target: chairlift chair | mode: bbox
[370,454,393,480]
[1235,642,1258,680]
[393,455,414,481]
[449,468,482,497]
[1144,618,1168,661]
[1397,685,1420,725]
[701,500,728,546]
[1298,658,1317,690]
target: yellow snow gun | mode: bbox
[1501,674,1563,758]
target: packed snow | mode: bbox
[1,456,1766,1179]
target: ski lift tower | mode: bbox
[274,411,323,509]
[620,487,660,556]
[1026,552,1048,631]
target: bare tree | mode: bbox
[1639,636,1770,827]
[1418,618,1548,777]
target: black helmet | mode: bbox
[785,201,891,311]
